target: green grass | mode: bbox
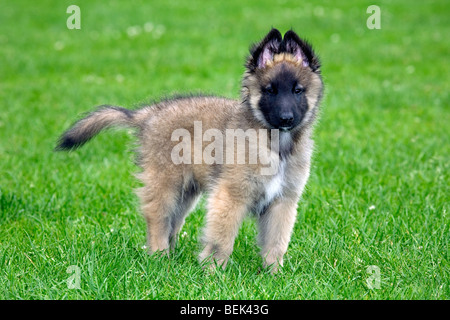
[0,0,448,299]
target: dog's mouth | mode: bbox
[279,126,293,132]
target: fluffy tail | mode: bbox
[55,105,146,151]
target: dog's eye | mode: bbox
[294,87,305,94]
[264,86,277,95]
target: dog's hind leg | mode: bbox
[136,169,181,254]
[168,181,201,250]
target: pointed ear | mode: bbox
[248,28,282,70]
[282,30,321,72]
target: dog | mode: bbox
[56,28,323,273]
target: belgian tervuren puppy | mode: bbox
[56,28,323,273]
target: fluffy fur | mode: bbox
[56,28,324,273]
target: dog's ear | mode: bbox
[248,28,283,70]
[282,30,321,72]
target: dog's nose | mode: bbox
[279,112,294,127]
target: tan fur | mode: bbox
[132,62,321,271]
[57,31,324,273]
[268,52,303,67]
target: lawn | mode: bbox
[0,0,448,299]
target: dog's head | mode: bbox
[242,28,323,132]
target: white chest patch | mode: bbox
[254,160,286,214]
[264,165,285,202]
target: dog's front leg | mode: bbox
[257,198,299,273]
[199,186,249,270]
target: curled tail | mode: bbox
[55,105,148,151]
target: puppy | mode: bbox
[56,28,323,272]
